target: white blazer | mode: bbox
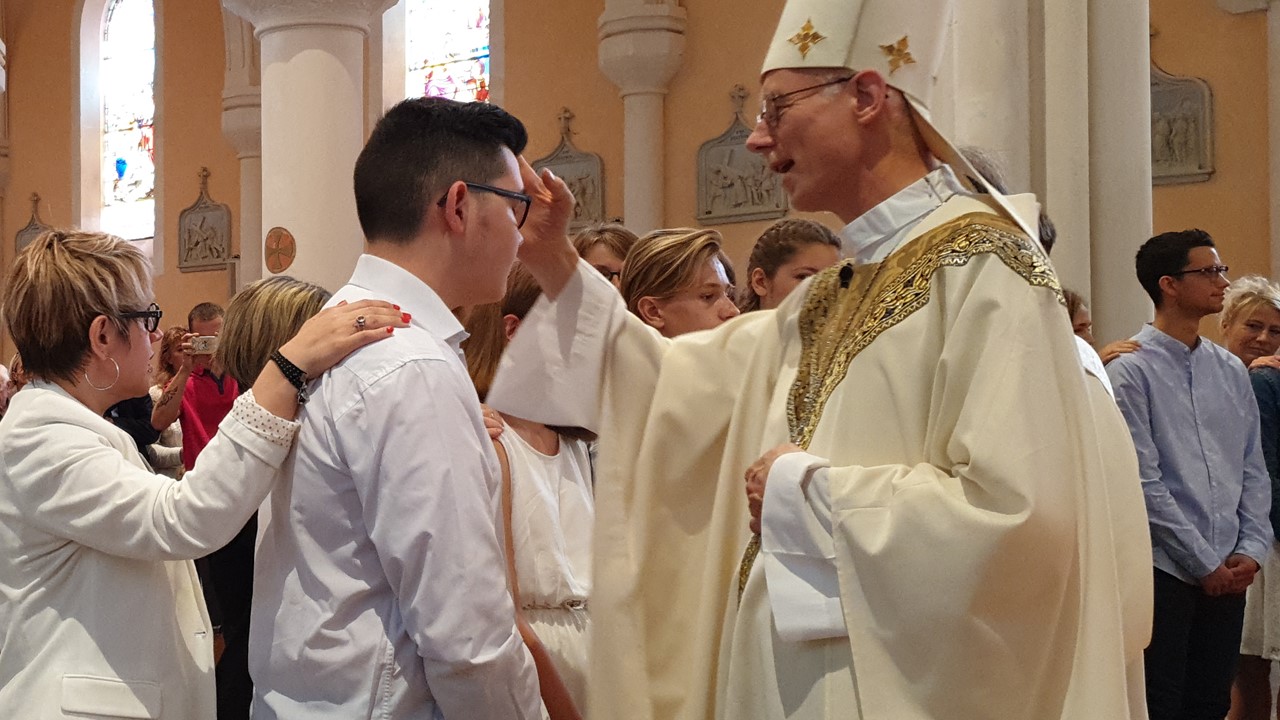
[0,381,295,719]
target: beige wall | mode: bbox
[2,0,1270,360]
[506,0,840,275]
[1149,0,1270,338]
[2,0,238,362]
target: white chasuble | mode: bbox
[488,195,1151,720]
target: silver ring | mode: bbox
[355,315,366,331]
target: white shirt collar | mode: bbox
[346,254,468,350]
[838,165,964,264]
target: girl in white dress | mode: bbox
[464,263,594,720]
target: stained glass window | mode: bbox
[405,0,490,103]
[101,0,155,241]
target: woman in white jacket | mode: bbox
[0,229,405,719]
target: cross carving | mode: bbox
[730,85,748,121]
[557,107,575,141]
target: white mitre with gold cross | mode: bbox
[761,0,1040,243]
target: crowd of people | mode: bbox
[0,0,1276,719]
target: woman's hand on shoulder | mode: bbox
[1099,340,1141,365]
[277,300,409,376]
[1250,355,1280,371]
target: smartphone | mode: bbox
[190,336,219,355]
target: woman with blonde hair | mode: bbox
[463,263,592,720]
[737,218,841,312]
[621,227,740,337]
[213,274,332,718]
[572,223,638,290]
[0,229,404,718]
[1227,276,1280,720]
[216,275,332,389]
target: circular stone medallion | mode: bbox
[264,226,296,274]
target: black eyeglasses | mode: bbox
[594,266,621,283]
[1169,264,1229,279]
[756,76,853,130]
[120,302,163,333]
[437,182,532,228]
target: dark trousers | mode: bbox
[1144,567,1247,720]
[209,514,256,720]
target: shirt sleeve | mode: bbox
[1251,369,1280,539]
[488,258,659,429]
[335,359,543,720]
[1236,372,1273,563]
[759,451,845,641]
[5,389,296,560]
[1108,358,1220,579]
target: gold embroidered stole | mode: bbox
[737,211,1060,600]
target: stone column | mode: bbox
[221,9,261,290]
[936,0,1032,192]
[1029,0,1092,292]
[222,0,395,291]
[1087,0,1154,343]
[597,0,685,234]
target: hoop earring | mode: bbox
[84,358,120,392]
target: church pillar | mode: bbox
[1029,0,1092,293]
[937,0,1032,192]
[597,0,686,234]
[1087,0,1154,343]
[221,0,395,291]
[221,9,261,290]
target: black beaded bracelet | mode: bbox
[270,350,309,405]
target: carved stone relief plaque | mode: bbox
[15,193,50,252]
[698,85,786,224]
[178,167,233,271]
[1151,64,1214,185]
[531,108,604,232]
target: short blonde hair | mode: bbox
[572,223,638,262]
[1222,275,1280,332]
[2,229,151,384]
[620,228,724,317]
[215,276,330,388]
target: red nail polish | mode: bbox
[386,326,394,334]
[393,304,401,310]
[401,312,411,323]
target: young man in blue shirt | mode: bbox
[1108,228,1272,720]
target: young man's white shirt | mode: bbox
[250,254,544,720]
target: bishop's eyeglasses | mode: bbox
[756,76,854,130]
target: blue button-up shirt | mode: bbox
[1107,324,1272,583]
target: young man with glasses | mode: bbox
[249,97,565,720]
[1108,229,1271,720]
[493,0,1151,717]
